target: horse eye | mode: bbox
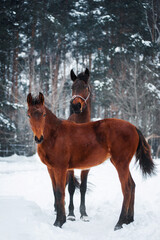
[43,113,46,117]
[28,114,31,118]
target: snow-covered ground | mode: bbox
[0,154,160,240]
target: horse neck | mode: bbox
[44,107,61,138]
[69,100,91,123]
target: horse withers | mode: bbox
[27,92,155,230]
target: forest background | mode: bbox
[0,0,160,156]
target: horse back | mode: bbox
[37,118,139,170]
[67,118,139,169]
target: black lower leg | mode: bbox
[68,172,76,219]
[114,202,128,230]
[80,170,89,218]
[53,187,57,212]
[114,181,134,230]
[54,188,66,228]
[126,174,135,224]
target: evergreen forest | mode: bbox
[0,0,160,156]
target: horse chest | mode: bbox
[37,141,69,169]
[37,145,55,168]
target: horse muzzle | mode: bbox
[71,102,82,114]
[35,135,44,144]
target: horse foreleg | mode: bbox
[80,169,89,221]
[67,170,76,220]
[47,167,57,212]
[53,169,67,228]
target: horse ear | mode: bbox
[39,92,44,105]
[70,69,77,81]
[27,93,32,105]
[85,68,90,77]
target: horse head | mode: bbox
[70,68,90,114]
[27,92,46,144]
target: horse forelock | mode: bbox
[77,72,89,82]
[30,96,42,106]
[72,76,90,90]
[28,100,45,117]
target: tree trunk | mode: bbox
[52,38,61,112]
[12,31,19,103]
[133,61,139,126]
[89,53,92,72]
[29,19,36,93]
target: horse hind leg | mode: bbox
[126,172,135,224]
[67,170,76,221]
[80,170,90,221]
[111,159,134,230]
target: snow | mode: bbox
[70,10,88,17]
[94,80,104,90]
[0,154,160,240]
[47,15,56,23]
[146,83,160,99]
[0,113,16,129]
[142,40,151,47]
[115,47,124,53]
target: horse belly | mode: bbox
[69,148,110,170]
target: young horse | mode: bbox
[67,68,91,221]
[27,92,155,230]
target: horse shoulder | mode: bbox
[37,145,48,166]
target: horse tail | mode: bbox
[66,171,80,189]
[73,176,80,189]
[135,128,155,177]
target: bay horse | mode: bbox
[67,68,91,221]
[27,92,155,230]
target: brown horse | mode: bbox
[67,68,91,221]
[27,92,155,230]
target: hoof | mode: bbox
[80,215,89,222]
[67,215,76,221]
[114,224,123,231]
[54,220,62,228]
[54,217,66,228]
[126,217,134,225]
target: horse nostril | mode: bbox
[35,136,38,142]
[77,102,81,108]
[35,135,44,144]
[72,102,81,113]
